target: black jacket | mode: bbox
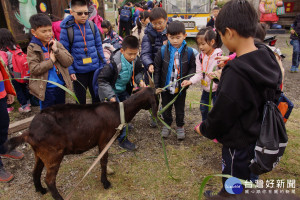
[291,14,300,40]
[97,50,144,101]
[206,17,215,28]
[153,43,196,89]
[200,43,282,149]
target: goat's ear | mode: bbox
[147,72,155,88]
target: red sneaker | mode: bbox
[0,167,14,182]
[0,150,24,160]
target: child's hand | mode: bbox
[70,74,77,81]
[50,52,56,63]
[208,69,222,80]
[49,40,58,52]
[6,94,14,105]
[163,40,168,45]
[139,80,146,87]
[110,97,116,102]
[181,80,192,87]
[291,29,296,35]
[215,56,229,62]
[148,64,154,73]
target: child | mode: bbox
[141,7,168,128]
[101,20,123,50]
[141,8,168,76]
[206,7,220,28]
[154,21,196,140]
[181,27,223,121]
[0,28,31,113]
[27,14,73,109]
[132,11,150,55]
[119,2,133,37]
[97,35,146,151]
[194,0,282,198]
[0,57,24,182]
[60,0,106,104]
[290,13,300,72]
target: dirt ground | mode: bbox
[1,33,299,200]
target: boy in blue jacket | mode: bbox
[98,36,146,151]
[60,0,106,104]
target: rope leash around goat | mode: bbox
[65,102,126,200]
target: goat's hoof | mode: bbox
[36,187,47,195]
[103,181,111,189]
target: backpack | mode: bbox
[67,20,104,63]
[8,47,29,83]
[160,45,194,64]
[249,88,288,175]
[120,7,131,22]
[0,51,8,66]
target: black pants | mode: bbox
[0,97,9,167]
[73,71,99,104]
[11,80,30,106]
[161,90,186,127]
[119,21,131,37]
[221,144,256,187]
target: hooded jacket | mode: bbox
[60,15,106,75]
[141,23,168,70]
[97,50,144,101]
[200,43,282,149]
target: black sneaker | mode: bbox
[119,138,137,151]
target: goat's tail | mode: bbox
[4,130,29,152]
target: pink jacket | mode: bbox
[52,21,62,41]
[190,48,223,92]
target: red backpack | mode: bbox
[8,47,30,83]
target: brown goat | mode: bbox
[5,87,159,200]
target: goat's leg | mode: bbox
[44,156,64,200]
[33,154,47,194]
[99,148,111,189]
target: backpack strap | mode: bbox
[187,47,193,64]
[161,45,166,60]
[147,34,155,48]
[67,26,74,52]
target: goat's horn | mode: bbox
[155,88,164,95]
[147,72,155,88]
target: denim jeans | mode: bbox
[115,91,130,142]
[0,97,9,167]
[200,90,216,121]
[292,39,300,69]
[39,87,65,110]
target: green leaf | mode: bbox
[1,78,79,103]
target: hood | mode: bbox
[60,15,76,29]
[144,23,167,38]
[111,49,122,64]
[30,36,44,48]
[228,43,281,89]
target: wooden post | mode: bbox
[98,0,105,19]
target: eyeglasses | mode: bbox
[152,21,166,28]
[72,10,90,16]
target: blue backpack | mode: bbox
[120,7,131,22]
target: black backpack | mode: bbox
[249,88,288,175]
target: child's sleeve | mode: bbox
[189,54,203,84]
[94,24,107,66]
[153,49,162,88]
[59,28,76,74]
[186,52,196,80]
[141,34,154,71]
[55,42,74,68]
[27,45,55,76]
[97,64,115,101]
